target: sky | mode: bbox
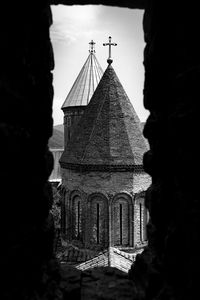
[50,5,149,125]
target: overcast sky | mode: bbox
[50,5,149,125]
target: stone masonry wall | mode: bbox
[133,173,152,193]
[62,168,150,195]
[62,169,149,249]
[63,107,86,149]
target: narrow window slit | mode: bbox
[120,203,123,245]
[97,203,100,244]
[139,203,142,242]
[77,201,80,236]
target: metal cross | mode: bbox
[89,40,95,53]
[103,36,117,64]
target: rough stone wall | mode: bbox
[129,1,200,300]
[0,2,63,299]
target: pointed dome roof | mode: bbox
[60,65,148,171]
[61,48,103,109]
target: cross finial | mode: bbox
[89,40,95,53]
[103,36,117,64]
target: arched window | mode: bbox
[141,203,148,242]
[88,194,108,248]
[139,203,142,241]
[72,195,82,239]
[134,195,148,244]
[111,194,133,247]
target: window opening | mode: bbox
[139,203,142,242]
[97,203,100,244]
[73,196,82,239]
[120,203,123,245]
[77,201,80,236]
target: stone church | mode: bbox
[59,39,151,271]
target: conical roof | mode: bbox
[60,65,148,171]
[61,50,103,109]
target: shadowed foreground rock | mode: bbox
[60,265,137,299]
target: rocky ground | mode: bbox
[60,264,136,300]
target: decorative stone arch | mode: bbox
[69,189,82,208]
[86,192,109,249]
[134,191,148,245]
[67,189,84,242]
[111,192,133,247]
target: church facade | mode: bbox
[59,39,151,268]
[61,167,149,250]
